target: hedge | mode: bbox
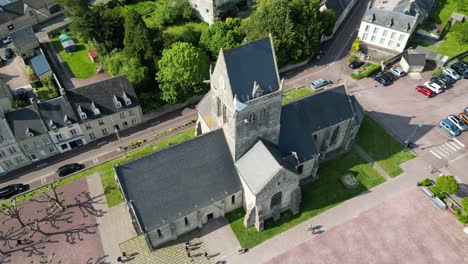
[351,63,381,80]
[429,185,446,199]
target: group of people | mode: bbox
[117,252,127,263]
[186,240,209,260]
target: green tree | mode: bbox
[462,197,468,215]
[321,9,336,36]
[56,0,96,42]
[123,9,160,63]
[435,175,459,194]
[199,17,244,59]
[351,38,361,52]
[104,51,150,92]
[92,5,125,51]
[452,22,468,46]
[157,42,210,103]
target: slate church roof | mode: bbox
[116,129,241,231]
[223,37,280,102]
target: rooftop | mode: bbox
[5,105,48,141]
[30,54,51,77]
[10,26,38,50]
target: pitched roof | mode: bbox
[30,54,51,77]
[10,26,38,49]
[279,85,356,162]
[325,0,352,17]
[223,37,280,103]
[362,7,417,32]
[5,105,48,141]
[23,0,55,10]
[38,97,78,130]
[116,129,241,231]
[0,78,12,99]
[66,76,139,120]
[236,140,293,194]
[197,90,214,128]
[0,0,24,24]
[402,53,426,66]
[392,0,435,17]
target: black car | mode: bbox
[3,48,13,59]
[430,77,449,89]
[0,184,26,199]
[348,60,364,69]
[451,63,468,78]
[373,75,392,86]
[459,61,468,68]
[381,72,397,81]
[57,163,83,177]
[439,74,456,84]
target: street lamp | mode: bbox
[110,116,127,158]
[403,123,423,151]
[337,66,347,83]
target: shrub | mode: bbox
[432,69,443,77]
[30,80,42,88]
[351,63,381,80]
[420,178,432,187]
[435,175,459,194]
[429,185,445,199]
[462,197,468,215]
[351,38,361,52]
[348,54,357,64]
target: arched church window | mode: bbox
[248,112,256,128]
[330,126,340,145]
[216,98,221,117]
[259,108,266,126]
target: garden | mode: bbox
[226,148,386,249]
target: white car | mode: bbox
[443,67,461,80]
[448,115,468,131]
[390,67,406,77]
[424,81,443,94]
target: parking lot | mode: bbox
[0,44,30,89]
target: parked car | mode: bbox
[430,77,449,89]
[439,74,456,84]
[416,85,433,97]
[459,61,468,68]
[348,60,364,69]
[459,113,468,124]
[2,36,11,45]
[310,78,333,91]
[451,62,468,78]
[373,75,392,86]
[3,48,13,59]
[465,107,468,115]
[57,163,83,177]
[381,71,397,81]
[390,67,406,77]
[423,81,443,94]
[0,184,26,199]
[439,119,461,137]
[448,115,468,131]
[443,67,461,80]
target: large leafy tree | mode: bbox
[157,42,210,103]
[123,9,160,64]
[92,5,125,51]
[199,17,244,59]
[244,0,329,66]
[104,51,150,92]
[435,175,459,194]
[56,0,96,41]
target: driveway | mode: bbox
[0,46,29,89]
[267,187,468,264]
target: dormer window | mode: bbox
[64,115,72,127]
[25,128,34,138]
[123,92,132,106]
[387,18,393,27]
[113,95,122,109]
[91,102,101,116]
[78,106,87,120]
[48,120,58,131]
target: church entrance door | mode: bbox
[270,192,282,209]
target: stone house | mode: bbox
[5,106,58,164]
[38,97,86,153]
[115,36,363,250]
[188,0,244,24]
[9,25,39,59]
[0,106,28,175]
[65,76,143,144]
[0,0,62,38]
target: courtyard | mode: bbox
[267,187,468,264]
[0,45,30,89]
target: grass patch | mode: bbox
[51,37,96,79]
[282,87,313,105]
[436,30,468,57]
[357,116,415,177]
[226,148,386,249]
[36,87,54,101]
[5,129,195,208]
[427,0,465,25]
[164,22,208,35]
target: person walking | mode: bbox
[204,251,209,260]
[187,251,191,258]
[117,256,123,263]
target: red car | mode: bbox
[416,85,433,97]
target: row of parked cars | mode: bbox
[0,163,84,200]
[373,67,406,86]
[415,61,468,97]
[439,107,468,137]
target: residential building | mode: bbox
[9,25,39,58]
[188,0,244,24]
[0,106,28,175]
[115,37,364,250]
[0,0,62,38]
[0,78,13,111]
[66,76,143,143]
[5,106,58,164]
[38,97,86,153]
[357,0,435,52]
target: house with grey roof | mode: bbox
[0,0,61,38]
[5,105,58,164]
[38,97,86,153]
[66,76,143,143]
[9,25,39,58]
[357,0,435,52]
[115,36,364,250]
[0,105,28,175]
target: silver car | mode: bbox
[310,78,333,91]
[448,115,468,131]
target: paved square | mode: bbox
[268,187,468,264]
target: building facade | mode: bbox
[0,107,29,175]
[188,0,244,24]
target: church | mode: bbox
[115,36,364,250]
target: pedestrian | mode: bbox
[204,251,209,260]
[185,245,189,251]
[16,239,22,246]
[122,252,127,258]
[117,256,123,263]
[187,251,191,258]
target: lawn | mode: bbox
[436,30,468,57]
[5,128,195,208]
[357,116,415,177]
[427,0,466,25]
[51,37,96,79]
[226,148,386,249]
[282,87,313,105]
[36,87,56,101]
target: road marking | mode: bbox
[435,148,448,157]
[430,150,442,159]
[448,141,461,150]
[444,142,458,152]
[437,146,451,155]
[453,138,465,147]
[448,152,468,164]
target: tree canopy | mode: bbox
[452,21,468,46]
[199,17,244,59]
[157,42,210,103]
[435,175,459,194]
[244,0,329,66]
[124,9,160,64]
[104,51,149,92]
